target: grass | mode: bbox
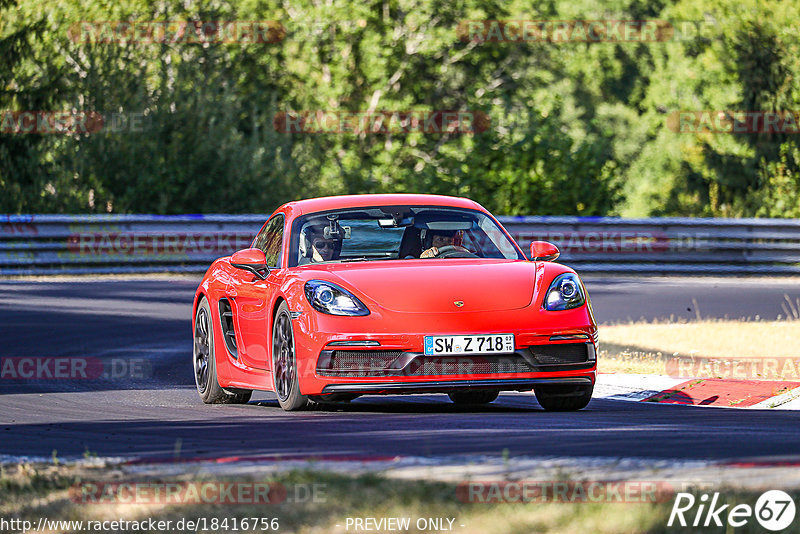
[598,316,800,377]
[5,463,800,533]
[0,463,663,534]
[4,462,792,534]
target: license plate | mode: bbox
[424,334,515,356]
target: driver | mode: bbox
[299,226,340,263]
[311,236,336,262]
[420,229,458,258]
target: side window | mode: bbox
[253,214,284,268]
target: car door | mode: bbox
[226,214,284,370]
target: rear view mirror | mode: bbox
[378,217,414,228]
[530,241,560,262]
[230,248,269,279]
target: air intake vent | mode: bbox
[317,351,537,377]
[527,343,588,365]
[218,298,238,358]
[318,350,403,375]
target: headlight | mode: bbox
[304,280,370,316]
[544,273,586,311]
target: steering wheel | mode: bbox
[433,245,478,258]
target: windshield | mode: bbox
[289,206,524,266]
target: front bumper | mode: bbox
[316,344,596,376]
[290,300,598,395]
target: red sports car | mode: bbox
[192,194,598,411]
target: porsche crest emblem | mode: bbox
[453,301,464,307]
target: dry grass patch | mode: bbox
[598,319,800,376]
[602,320,800,360]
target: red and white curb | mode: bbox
[595,373,800,409]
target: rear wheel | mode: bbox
[448,390,499,405]
[272,302,308,411]
[534,384,593,411]
[193,298,252,404]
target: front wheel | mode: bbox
[272,302,308,411]
[534,384,593,411]
[193,298,252,404]
[448,390,499,405]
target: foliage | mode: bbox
[0,0,797,216]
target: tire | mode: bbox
[272,301,308,411]
[193,297,252,404]
[534,384,593,411]
[448,389,499,405]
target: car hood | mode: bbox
[320,259,537,313]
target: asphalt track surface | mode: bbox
[2,276,800,463]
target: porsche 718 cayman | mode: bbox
[192,194,598,411]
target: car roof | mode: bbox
[281,194,484,216]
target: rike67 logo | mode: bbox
[669,490,796,531]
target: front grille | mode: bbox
[527,343,588,365]
[319,352,537,377]
[407,356,535,376]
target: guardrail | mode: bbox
[2,214,799,275]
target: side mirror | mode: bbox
[230,248,269,279]
[530,241,560,262]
